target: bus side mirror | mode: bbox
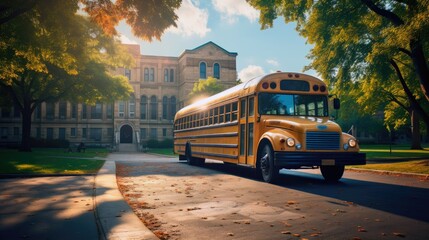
[333,98,340,110]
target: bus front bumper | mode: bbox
[274,151,366,168]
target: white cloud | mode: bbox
[167,0,211,37]
[212,0,259,24]
[238,65,265,82]
[117,34,138,45]
[266,59,279,67]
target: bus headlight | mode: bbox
[286,138,295,147]
[348,139,357,148]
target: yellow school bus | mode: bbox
[174,72,365,183]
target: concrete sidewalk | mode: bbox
[95,160,158,240]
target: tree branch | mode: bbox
[360,0,404,26]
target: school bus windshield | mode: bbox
[258,92,329,117]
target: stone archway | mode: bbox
[120,125,133,143]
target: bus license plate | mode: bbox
[322,159,335,166]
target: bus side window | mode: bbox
[219,106,224,123]
[225,104,231,122]
[232,102,238,121]
[214,107,218,124]
[249,97,254,116]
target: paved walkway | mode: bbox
[0,152,176,240]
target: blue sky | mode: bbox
[117,0,316,82]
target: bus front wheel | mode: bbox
[259,143,279,183]
[185,144,204,166]
[320,165,344,182]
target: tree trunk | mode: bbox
[410,39,429,102]
[19,102,33,152]
[410,110,422,150]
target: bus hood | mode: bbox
[264,117,342,133]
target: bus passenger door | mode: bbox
[238,96,255,166]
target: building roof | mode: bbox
[179,41,238,58]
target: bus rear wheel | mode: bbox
[259,143,279,183]
[320,165,344,182]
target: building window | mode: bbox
[59,101,67,119]
[82,128,87,138]
[71,104,77,119]
[91,103,102,119]
[213,63,220,79]
[59,128,66,140]
[46,128,53,140]
[90,128,102,141]
[162,128,167,137]
[34,105,41,119]
[71,128,76,137]
[125,68,131,80]
[170,96,176,120]
[106,103,113,119]
[118,101,125,117]
[144,68,149,81]
[164,69,169,82]
[1,127,8,139]
[129,95,135,118]
[170,69,174,82]
[1,107,11,118]
[149,68,155,82]
[200,62,206,79]
[162,96,168,119]
[140,96,147,119]
[150,96,158,120]
[82,104,87,119]
[140,128,147,139]
[46,102,55,120]
[107,128,113,137]
[150,128,157,139]
[14,127,19,136]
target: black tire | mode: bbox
[259,143,279,183]
[185,144,196,165]
[320,165,345,182]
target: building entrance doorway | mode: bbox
[120,125,133,143]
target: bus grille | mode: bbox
[306,132,340,150]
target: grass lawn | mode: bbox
[0,148,107,175]
[351,144,429,175]
[146,148,177,156]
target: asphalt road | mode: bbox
[116,155,429,240]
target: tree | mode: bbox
[0,2,135,151]
[189,77,226,102]
[248,0,429,147]
[0,0,182,41]
[0,0,182,151]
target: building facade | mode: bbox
[0,42,238,150]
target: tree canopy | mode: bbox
[248,0,429,147]
[190,77,226,102]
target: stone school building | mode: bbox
[0,42,238,151]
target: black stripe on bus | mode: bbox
[174,143,237,148]
[174,121,238,133]
[193,151,238,160]
[175,150,238,160]
[174,132,238,140]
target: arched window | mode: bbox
[129,94,135,118]
[150,96,158,120]
[199,62,206,79]
[164,69,169,82]
[162,96,168,119]
[170,96,176,120]
[169,69,174,82]
[140,96,147,119]
[144,68,149,82]
[213,63,220,79]
[149,68,155,82]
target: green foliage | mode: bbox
[190,77,225,100]
[248,0,429,142]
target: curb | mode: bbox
[94,161,159,240]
